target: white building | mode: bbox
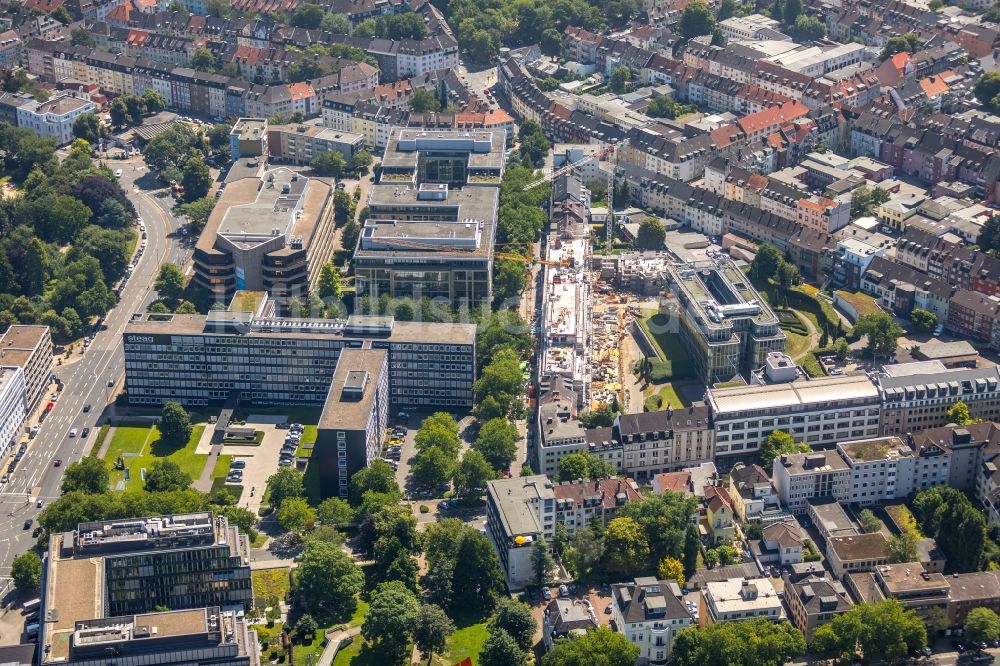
[718,14,786,41]
[699,578,784,625]
[16,94,97,146]
[611,577,693,665]
[709,374,882,457]
[772,450,851,514]
[485,475,555,591]
[0,366,26,456]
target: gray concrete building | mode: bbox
[314,348,389,499]
[122,310,475,409]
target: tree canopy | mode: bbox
[759,430,809,470]
[811,599,926,663]
[543,627,640,666]
[674,618,806,666]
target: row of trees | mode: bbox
[0,133,138,341]
[493,159,550,305]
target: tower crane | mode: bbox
[520,142,618,191]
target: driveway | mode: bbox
[208,415,295,513]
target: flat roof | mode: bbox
[487,476,553,537]
[709,374,879,416]
[830,533,889,561]
[839,437,911,463]
[669,261,780,328]
[808,498,855,533]
[0,324,48,351]
[231,118,266,140]
[704,578,782,614]
[913,340,979,360]
[318,348,387,431]
[779,450,850,476]
[382,127,506,172]
[875,563,949,594]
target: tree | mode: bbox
[109,97,129,129]
[181,153,212,202]
[413,604,455,664]
[887,530,918,563]
[70,27,96,47]
[154,264,186,302]
[557,451,616,482]
[947,400,972,425]
[750,244,784,282]
[544,627,640,666]
[913,486,987,572]
[910,308,937,332]
[206,123,233,150]
[411,88,442,113]
[680,2,715,39]
[72,113,104,145]
[363,581,420,660]
[188,48,216,72]
[453,449,496,500]
[293,614,318,643]
[474,418,519,472]
[296,540,364,619]
[351,150,373,174]
[474,350,526,419]
[480,629,528,666]
[791,14,825,40]
[452,531,505,612]
[540,28,562,56]
[782,0,802,24]
[415,412,461,457]
[777,261,800,289]
[621,492,699,564]
[350,459,399,506]
[277,497,316,532]
[635,217,666,250]
[976,72,1000,110]
[647,95,695,120]
[850,183,891,218]
[674,618,806,666]
[531,538,556,586]
[834,337,851,361]
[657,556,685,588]
[603,517,649,572]
[310,149,346,177]
[11,552,41,595]
[267,467,305,509]
[517,120,550,166]
[760,430,810,470]
[178,197,215,232]
[320,12,349,33]
[854,311,903,360]
[316,497,353,525]
[683,523,699,575]
[290,2,324,28]
[489,599,537,652]
[810,599,926,664]
[62,456,110,494]
[158,401,192,447]
[413,446,455,487]
[144,460,192,492]
[966,608,1000,646]
[858,509,882,534]
[609,66,631,94]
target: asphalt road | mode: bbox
[0,161,183,574]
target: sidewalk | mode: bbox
[316,626,361,666]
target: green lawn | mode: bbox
[431,621,489,666]
[296,425,318,457]
[251,568,291,605]
[643,383,687,411]
[785,328,812,359]
[639,312,694,381]
[349,600,369,628]
[212,454,233,481]
[102,424,208,491]
[332,636,379,666]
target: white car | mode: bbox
[68,429,77,438]
[114,169,123,177]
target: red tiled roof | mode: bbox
[890,51,911,73]
[919,72,952,98]
[552,478,643,510]
[654,472,691,494]
[737,101,810,136]
[23,0,64,12]
[288,82,314,100]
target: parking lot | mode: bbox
[526,585,614,645]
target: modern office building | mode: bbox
[611,576,693,665]
[192,167,333,308]
[0,366,25,456]
[313,348,389,500]
[122,309,476,409]
[708,374,882,460]
[877,361,1000,435]
[664,260,785,385]
[41,512,256,665]
[353,127,505,308]
[0,324,52,411]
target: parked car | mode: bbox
[68,429,77,438]
[53,459,61,467]
[542,588,552,600]
[558,585,569,597]
[278,458,293,466]
[82,427,90,438]
[230,460,246,469]
[22,519,31,530]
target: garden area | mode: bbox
[643,383,688,412]
[101,422,221,491]
[636,311,695,383]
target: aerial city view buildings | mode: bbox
[4,0,1000,663]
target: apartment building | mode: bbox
[192,167,331,307]
[698,578,784,626]
[229,118,267,161]
[611,577,693,665]
[848,563,950,622]
[551,478,643,536]
[0,324,52,412]
[878,361,1000,435]
[0,367,25,457]
[727,463,779,522]
[772,450,851,514]
[784,575,853,640]
[267,124,365,166]
[709,374,882,460]
[313,349,388,500]
[485,476,555,590]
[41,512,256,666]
[354,128,505,308]
[665,260,785,385]
[122,310,476,410]
[15,94,96,146]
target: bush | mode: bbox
[419,504,429,514]
[648,358,672,382]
